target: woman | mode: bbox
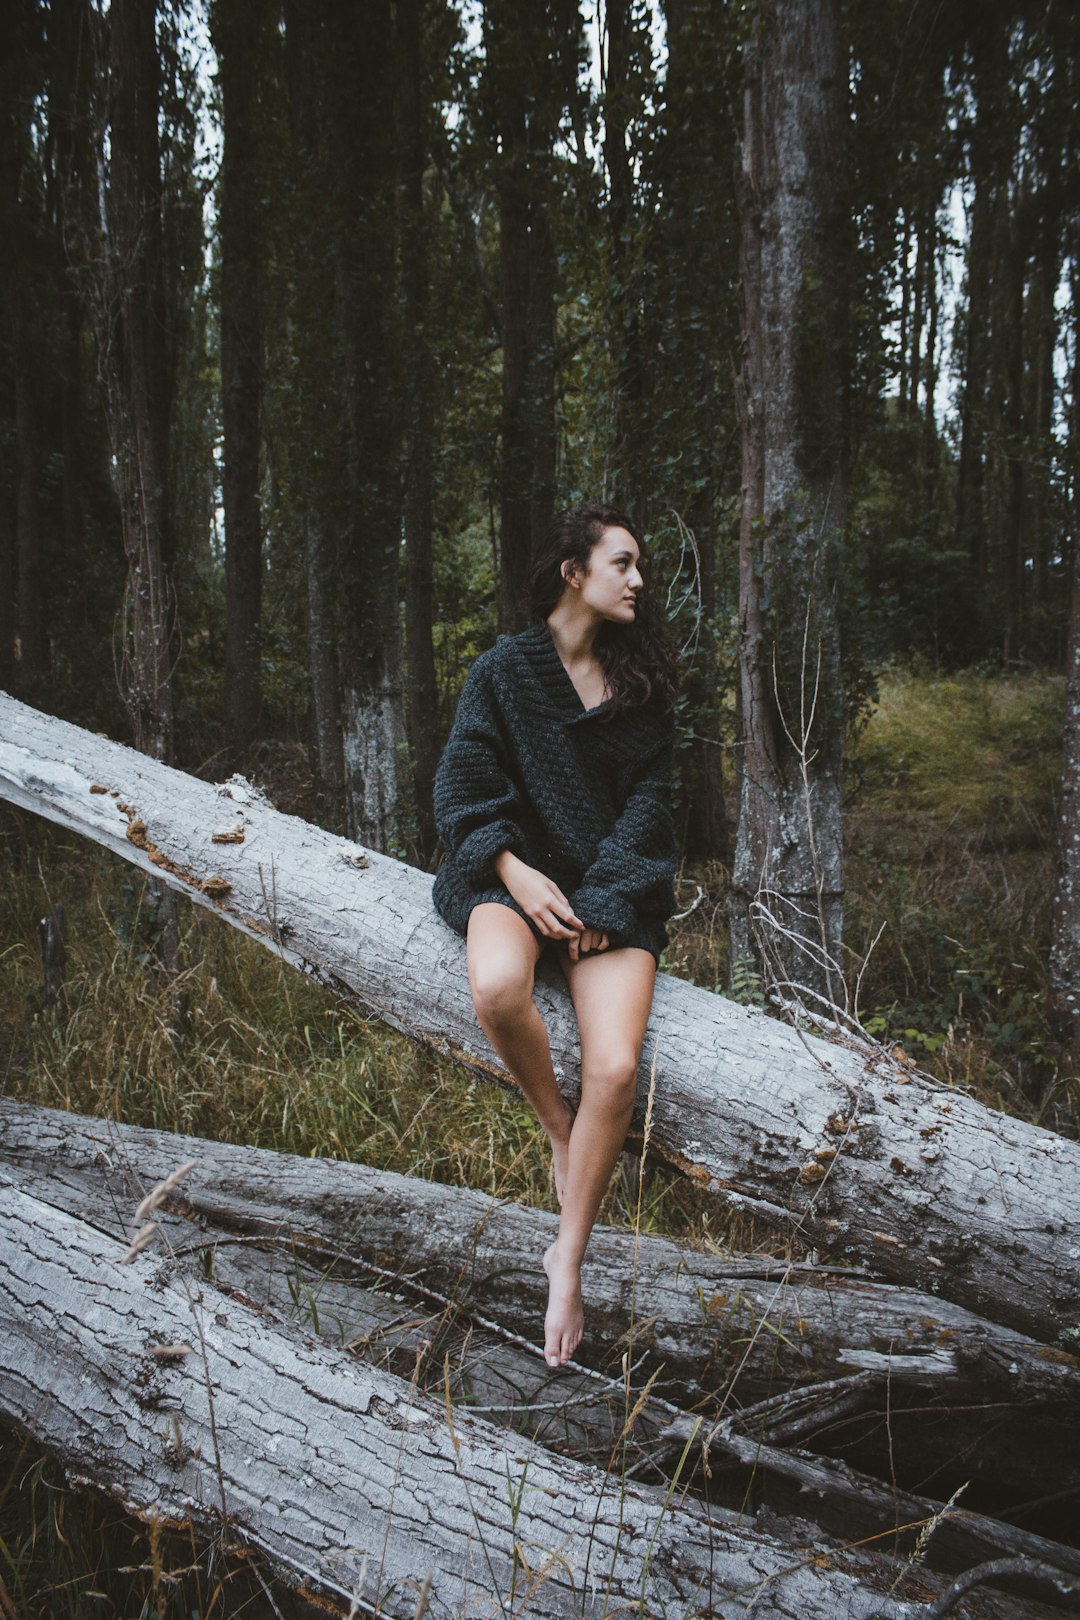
[432,502,678,1369]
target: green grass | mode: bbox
[847,664,1062,822]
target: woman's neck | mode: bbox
[546,599,599,667]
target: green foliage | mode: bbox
[845,668,1072,1124]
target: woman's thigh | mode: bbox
[466,902,545,1010]
[560,947,657,1078]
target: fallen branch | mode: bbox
[1,694,1078,1347]
[6,1183,1056,1620]
[3,1101,1078,1512]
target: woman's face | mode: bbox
[567,526,643,623]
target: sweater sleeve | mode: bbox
[568,727,676,938]
[434,655,528,886]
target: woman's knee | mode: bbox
[581,1048,640,1112]
[467,905,540,1028]
[468,956,535,1028]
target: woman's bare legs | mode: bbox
[466,904,575,1202]
[544,947,656,1367]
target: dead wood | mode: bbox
[3,1100,1078,1528]
[8,1182,1066,1620]
[1,693,1079,1352]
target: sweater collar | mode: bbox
[511,621,614,722]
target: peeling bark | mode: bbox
[1,692,1079,1355]
[6,1184,1050,1620]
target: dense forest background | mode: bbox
[3,3,1080,1612]
[2,0,1080,1104]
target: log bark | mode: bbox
[7,1183,1050,1620]
[3,1100,1078,1511]
[1,692,1079,1354]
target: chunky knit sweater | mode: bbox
[432,620,676,959]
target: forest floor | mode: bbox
[0,665,1075,1617]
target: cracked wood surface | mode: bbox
[1,690,1078,1351]
[7,1183,1058,1620]
[3,1100,1078,1508]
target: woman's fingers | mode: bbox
[538,908,578,941]
[549,888,584,932]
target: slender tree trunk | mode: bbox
[1002,191,1027,666]
[330,0,407,850]
[1050,272,1080,1080]
[280,3,346,828]
[304,517,345,831]
[48,0,91,611]
[101,0,173,764]
[400,0,439,861]
[491,4,534,630]
[898,204,910,413]
[657,0,733,862]
[487,0,566,632]
[0,444,12,692]
[1029,227,1058,619]
[97,0,181,1001]
[910,204,926,415]
[730,0,848,1007]
[2,0,46,695]
[954,30,1007,609]
[604,0,645,520]
[11,273,46,693]
[213,0,264,765]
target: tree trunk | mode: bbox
[2,692,1080,1353]
[4,1183,1034,1620]
[213,0,264,766]
[0,443,13,692]
[731,0,848,1007]
[604,0,646,521]
[11,261,46,694]
[100,0,174,765]
[332,0,407,850]
[4,1096,1077,1510]
[1050,293,1080,1072]
[400,0,440,862]
[486,0,566,632]
[1002,186,1027,666]
[954,28,1008,606]
[304,517,345,831]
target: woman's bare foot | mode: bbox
[542,1242,583,1368]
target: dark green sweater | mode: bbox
[432,621,676,959]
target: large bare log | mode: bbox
[4,1100,1078,1513]
[9,1184,1063,1620]
[1,692,1079,1350]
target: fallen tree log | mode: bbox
[4,1100,1078,1513]
[9,1184,1067,1620]
[1,691,1078,1350]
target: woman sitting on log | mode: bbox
[432,502,679,1369]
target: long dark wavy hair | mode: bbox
[527,503,679,715]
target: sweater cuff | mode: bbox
[569,885,637,938]
[455,820,526,886]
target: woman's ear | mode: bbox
[561,559,580,590]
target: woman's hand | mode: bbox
[495,851,584,941]
[568,927,609,962]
